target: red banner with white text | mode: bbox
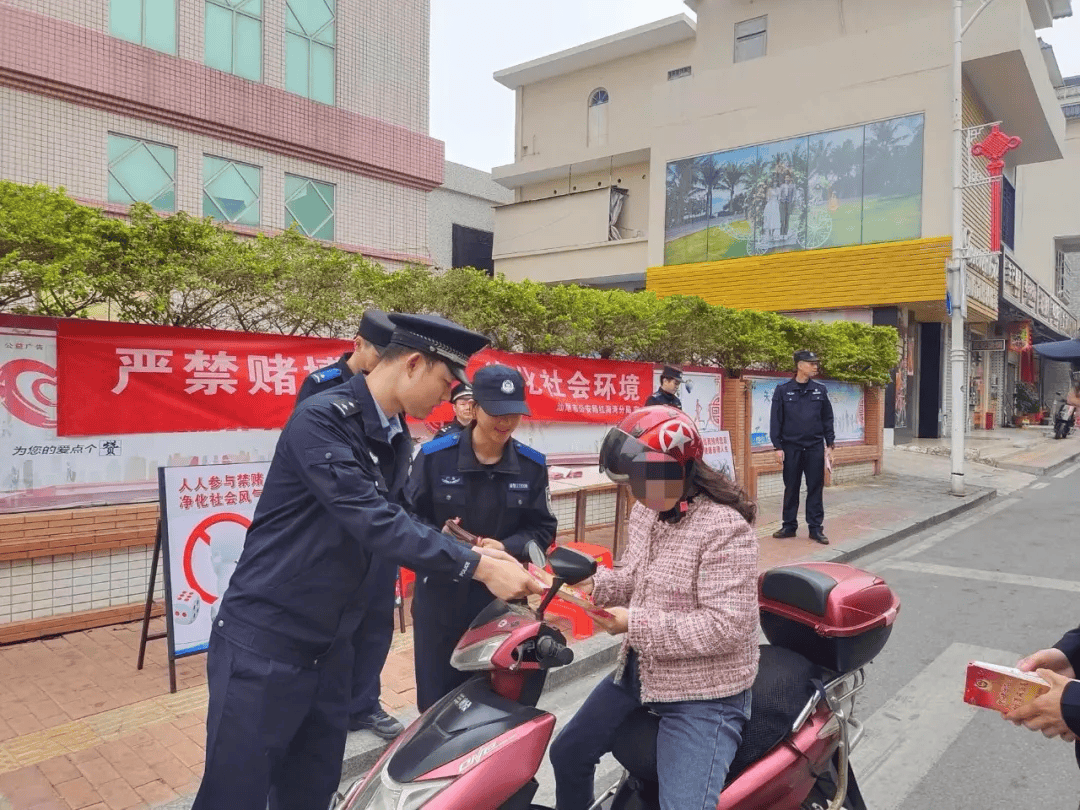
[56,323,656,436]
[57,320,352,436]
[426,349,652,425]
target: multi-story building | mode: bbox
[428,161,513,274]
[492,0,1076,442]
[0,0,443,266]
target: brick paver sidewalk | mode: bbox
[0,470,992,810]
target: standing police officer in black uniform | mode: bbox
[770,350,835,544]
[407,364,558,711]
[295,308,394,402]
[646,365,684,408]
[191,316,543,810]
[432,382,474,440]
[294,308,405,740]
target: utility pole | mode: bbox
[949,0,966,496]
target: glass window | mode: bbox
[588,89,609,147]
[205,0,263,81]
[108,134,176,212]
[203,156,261,225]
[734,16,767,63]
[110,0,177,55]
[285,0,336,104]
[285,175,335,240]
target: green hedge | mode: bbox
[0,181,898,385]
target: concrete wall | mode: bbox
[496,238,648,287]
[427,161,513,269]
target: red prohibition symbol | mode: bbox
[182,511,251,603]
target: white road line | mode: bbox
[1055,463,1080,479]
[1031,482,1049,489]
[883,498,1018,563]
[882,560,1080,593]
[852,642,1017,810]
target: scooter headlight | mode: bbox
[338,767,451,810]
[449,635,509,671]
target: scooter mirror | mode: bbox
[524,540,548,571]
[548,546,597,586]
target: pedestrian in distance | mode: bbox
[549,406,759,810]
[432,382,474,440]
[646,365,684,409]
[295,308,394,402]
[407,364,557,711]
[770,350,834,544]
[293,307,405,741]
[191,314,544,810]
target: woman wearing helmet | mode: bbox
[549,405,759,810]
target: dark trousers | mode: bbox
[349,558,397,718]
[412,576,493,712]
[781,442,825,532]
[192,631,350,810]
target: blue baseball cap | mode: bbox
[472,365,531,417]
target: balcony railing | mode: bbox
[1002,253,1078,337]
[964,252,1001,315]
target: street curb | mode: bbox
[995,447,1080,477]
[806,486,998,565]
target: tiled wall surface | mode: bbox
[0,547,163,625]
[550,489,618,534]
[755,460,876,498]
[2,0,430,131]
[0,86,431,258]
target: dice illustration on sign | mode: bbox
[173,590,201,625]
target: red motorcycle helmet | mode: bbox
[599,406,703,515]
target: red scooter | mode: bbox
[332,548,899,810]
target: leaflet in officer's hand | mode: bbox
[526,562,614,620]
[964,661,1050,713]
[442,518,478,547]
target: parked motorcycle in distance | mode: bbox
[331,548,900,810]
[1052,389,1076,439]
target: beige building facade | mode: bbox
[493,0,1078,439]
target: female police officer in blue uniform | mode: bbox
[191,317,542,810]
[407,364,558,711]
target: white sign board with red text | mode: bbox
[158,462,269,657]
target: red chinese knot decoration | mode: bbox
[971,125,1022,252]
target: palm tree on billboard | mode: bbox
[718,162,747,214]
[694,155,724,221]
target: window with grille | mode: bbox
[286,0,336,105]
[734,16,767,63]
[205,0,263,82]
[203,156,261,225]
[668,66,692,81]
[108,134,176,212]
[285,175,335,240]
[110,0,177,54]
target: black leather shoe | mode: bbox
[350,709,405,739]
[772,528,797,539]
[809,531,829,545]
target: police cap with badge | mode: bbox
[660,365,683,383]
[357,309,395,349]
[472,365,531,416]
[388,313,490,384]
[794,350,820,365]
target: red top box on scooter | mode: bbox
[758,562,900,673]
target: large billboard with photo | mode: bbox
[748,377,866,448]
[664,114,924,265]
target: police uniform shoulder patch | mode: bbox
[311,367,342,384]
[513,440,546,466]
[422,432,461,455]
[330,396,361,418]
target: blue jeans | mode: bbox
[550,651,751,810]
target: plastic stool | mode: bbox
[396,569,417,632]
[562,541,613,569]
[545,597,594,640]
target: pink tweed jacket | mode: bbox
[592,498,760,704]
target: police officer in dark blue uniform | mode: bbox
[769,350,835,544]
[294,308,405,740]
[407,364,558,711]
[646,365,684,409]
[294,308,394,403]
[191,316,544,810]
[431,382,474,440]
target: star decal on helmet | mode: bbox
[658,421,694,454]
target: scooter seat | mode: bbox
[611,645,824,786]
